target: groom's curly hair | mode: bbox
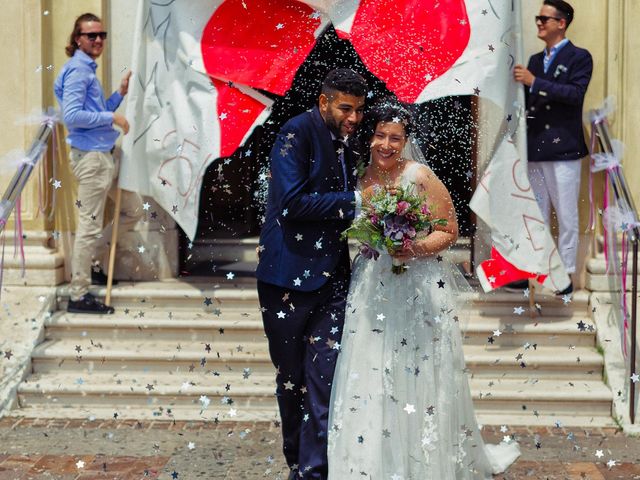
[321,68,367,98]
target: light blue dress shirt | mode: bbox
[531,38,570,93]
[54,50,123,152]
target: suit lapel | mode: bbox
[310,107,347,191]
[543,41,574,79]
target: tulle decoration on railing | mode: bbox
[0,109,58,300]
[588,98,640,360]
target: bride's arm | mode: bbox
[396,165,458,259]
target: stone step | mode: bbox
[461,314,596,347]
[463,344,603,380]
[46,311,597,348]
[6,404,615,427]
[30,339,275,375]
[45,312,266,343]
[56,281,589,314]
[469,378,611,417]
[14,373,611,422]
[586,255,639,292]
[30,339,602,380]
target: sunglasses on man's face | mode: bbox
[79,31,108,41]
[535,15,562,24]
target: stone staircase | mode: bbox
[8,274,614,427]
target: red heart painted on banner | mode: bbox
[349,0,470,102]
[201,0,321,96]
[213,79,269,158]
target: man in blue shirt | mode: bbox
[55,13,142,314]
[513,0,592,295]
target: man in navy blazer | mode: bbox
[256,69,366,479]
[514,0,592,295]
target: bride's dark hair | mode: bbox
[357,97,415,161]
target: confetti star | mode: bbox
[481,9,488,15]
[283,381,295,390]
[606,459,617,468]
[203,297,212,306]
[228,408,237,417]
[376,313,386,322]
[52,179,62,189]
[403,403,415,414]
[293,277,302,287]
[275,22,284,30]
[138,245,146,253]
[424,73,433,81]
[276,311,286,319]
[595,449,604,458]
[314,239,323,250]
[437,279,445,288]
[330,326,339,334]
[631,373,640,383]
[493,329,502,337]
[142,202,151,210]
[187,442,195,450]
[226,272,235,280]
[473,87,481,95]
[562,294,572,304]
[553,137,561,144]
[4,350,13,360]
[303,270,311,279]
[171,472,179,479]
[219,112,228,120]
[295,233,303,241]
[488,44,495,52]
[577,321,586,332]
[171,205,178,214]
[75,200,82,208]
[76,460,85,469]
[513,306,525,315]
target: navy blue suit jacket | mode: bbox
[526,41,593,162]
[255,107,359,291]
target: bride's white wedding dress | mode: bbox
[327,163,520,479]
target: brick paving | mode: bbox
[0,417,639,479]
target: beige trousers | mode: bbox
[69,148,143,300]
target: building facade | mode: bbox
[0,0,636,285]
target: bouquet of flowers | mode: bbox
[343,184,447,274]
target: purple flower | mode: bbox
[383,214,413,242]
[360,243,380,260]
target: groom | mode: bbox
[256,68,366,479]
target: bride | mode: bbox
[327,100,520,479]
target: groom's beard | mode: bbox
[323,112,355,140]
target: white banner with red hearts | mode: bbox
[119,0,570,292]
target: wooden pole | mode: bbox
[105,188,122,306]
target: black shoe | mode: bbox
[503,279,529,292]
[555,282,574,296]
[92,268,118,286]
[68,293,115,314]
